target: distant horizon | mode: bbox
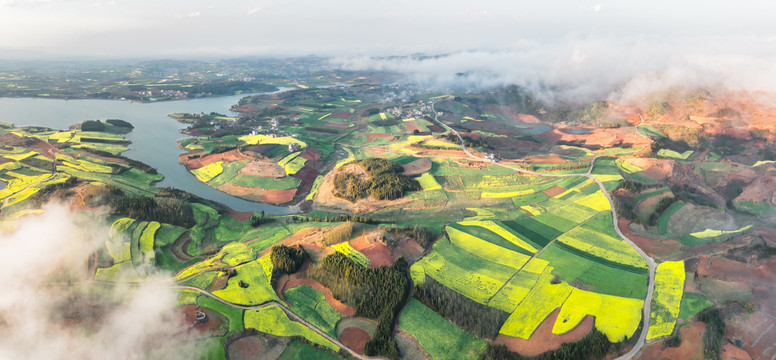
[1,0,775,58]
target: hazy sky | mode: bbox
[1,0,774,58]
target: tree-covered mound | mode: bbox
[333,158,420,202]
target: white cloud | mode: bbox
[0,203,205,359]
[332,36,776,106]
[247,4,263,15]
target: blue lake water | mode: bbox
[0,94,295,214]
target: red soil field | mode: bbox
[636,321,706,360]
[179,304,227,334]
[494,309,593,357]
[293,165,320,196]
[322,122,349,129]
[350,235,394,268]
[542,186,566,198]
[300,147,322,162]
[181,149,252,170]
[330,111,352,119]
[361,133,392,146]
[340,327,371,355]
[619,218,683,260]
[404,121,421,133]
[517,113,542,123]
[239,159,285,178]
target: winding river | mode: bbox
[0,94,295,214]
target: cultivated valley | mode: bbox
[1,61,775,360]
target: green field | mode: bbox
[244,305,339,351]
[400,299,486,360]
[417,172,442,191]
[230,174,301,189]
[278,341,340,360]
[284,285,343,337]
[412,239,519,304]
[537,243,649,299]
[677,291,714,320]
[211,260,278,306]
[658,202,686,235]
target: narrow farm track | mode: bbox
[175,285,379,360]
[430,102,657,359]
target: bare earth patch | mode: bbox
[180,149,252,170]
[402,158,432,176]
[636,321,706,360]
[239,159,285,178]
[340,327,371,355]
[350,234,394,268]
[542,186,567,198]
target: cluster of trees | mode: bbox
[442,133,491,149]
[270,245,304,274]
[304,126,339,134]
[105,119,133,129]
[652,137,691,154]
[480,328,625,360]
[249,211,272,227]
[31,177,79,204]
[307,253,411,359]
[20,155,56,173]
[110,195,194,228]
[615,180,660,193]
[540,161,589,172]
[414,276,508,339]
[321,222,354,246]
[334,158,420,202]
[697,308,725,359]
[649,196,678,225]
[283,214,382,225]
[81,120,106,131]
[383,225,435,248]
[372,119,399,127]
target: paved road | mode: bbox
[430,102,657,359]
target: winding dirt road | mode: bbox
[429,102,656,359]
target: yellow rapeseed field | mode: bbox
[575,191,611,212]
[481,189,535,198]
[191,161,224,183]
[244,305,339,351]
[553,288,643,342]
[457,220,538,253]
[446,226,531,270]
[499,267,573,339]
[646,261,685,340]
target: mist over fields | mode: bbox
[333,36,776,105]
[0,204,203,359]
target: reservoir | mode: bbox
[0,94,295,214]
